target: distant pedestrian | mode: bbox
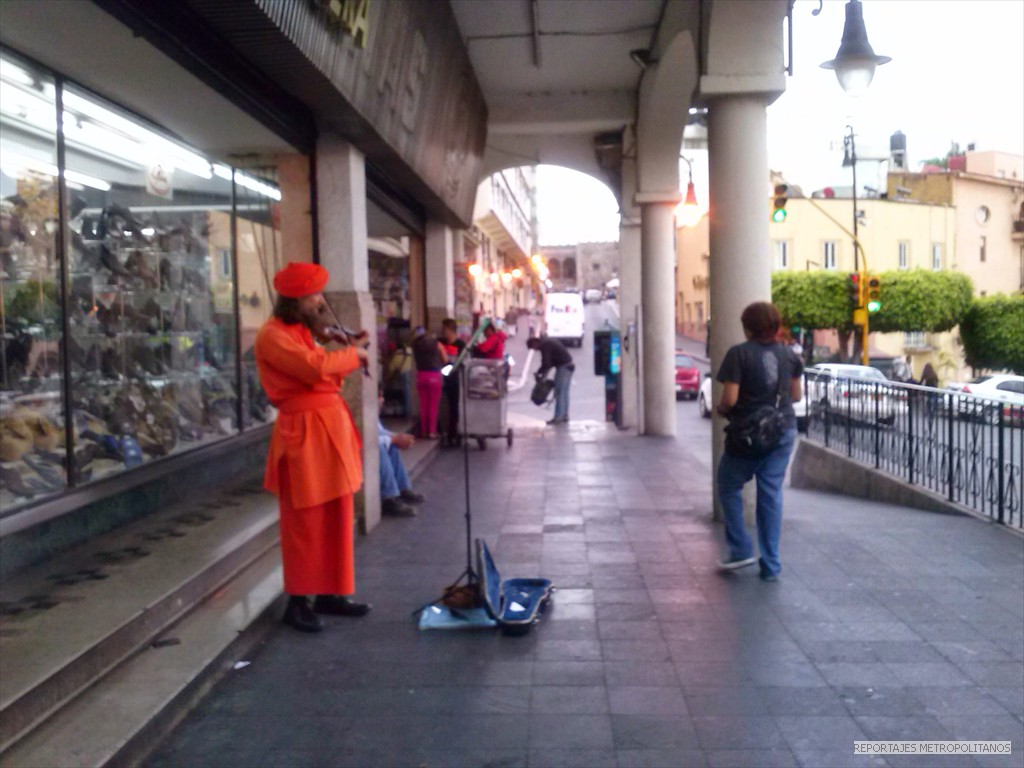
[919,362,940,418]
[715,301,803,582]
[892,355,914,383]
[412,326,448,439]
[474,319,507,360]
[527,336,575,425]
[439,318,466,447]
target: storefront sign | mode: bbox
[310,0,369,48]
[254,0,486,225]
[146,164,173,199]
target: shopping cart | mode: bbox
[463,358,513,450]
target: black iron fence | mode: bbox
[803,371,1024,529]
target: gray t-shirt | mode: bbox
[716,341,804,429]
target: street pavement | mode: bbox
[148,305,1024,768]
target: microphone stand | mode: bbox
[441,318,490,590]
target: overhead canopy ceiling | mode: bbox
[450,0,668,182]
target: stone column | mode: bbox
[315,135,381,532]
[617,221,641,431]
[707,94,773,522]
[637,193,681,437]
[425,221,457,331]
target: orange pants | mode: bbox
[278,464,355,596]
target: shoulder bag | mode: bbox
[724,348,787,459]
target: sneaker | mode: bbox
[282,596,324,633]
[313,594,372,617]
[400,489,425,504]
[382,497,417,517]
[546,417,568,425]
[760,572,779,582]
[717,556,757,571]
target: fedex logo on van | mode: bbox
[549,304,579,314]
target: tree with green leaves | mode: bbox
[959,294,1024,374]
[771,269,974,362]
[866,270,973,334]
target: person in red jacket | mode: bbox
[254,261,372,633]
[474,320,507,360]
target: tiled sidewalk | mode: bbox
[149,420,1024,768]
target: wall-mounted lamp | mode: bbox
[676,155,702,228]
[629,48,657,71]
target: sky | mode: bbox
[535,0,1024,246]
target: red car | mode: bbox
[675,352,700,400]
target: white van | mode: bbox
[543,292,585,347]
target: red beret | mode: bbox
[273,262,329,298]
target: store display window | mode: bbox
[0,56,63,506]
[0,49,285,516]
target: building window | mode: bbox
[898,241,909,270]
[696,302,704,326]
[773,240,789,269]
[823,241,837,270]
[904,331,926,349]
[931,243,942,271]
[980,235,986,262]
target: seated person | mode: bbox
[378,393,425,517]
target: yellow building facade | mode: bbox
[677,152,1023,382]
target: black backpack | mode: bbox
[530,377,555,406]
[724,348,787,459]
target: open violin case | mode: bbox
[476,538,553,634]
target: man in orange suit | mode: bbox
[254,261,372,632]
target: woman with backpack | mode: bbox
[715,301,804,582]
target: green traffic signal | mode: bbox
[866,276,881,312]
[771,183,788,223]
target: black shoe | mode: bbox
[282,596,323,633]
[382,497,417,517]
[313,595,372,617]
[400,489,425,504]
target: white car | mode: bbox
[950,374,1024,425]
[697,372,809,431]
[584,288,604,304]
[805,363,900,424]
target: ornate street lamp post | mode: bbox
[821,0,890,363]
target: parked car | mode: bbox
[696,370,809,431]
[805,363,899,425]
[675,352,700,400]
[698,372,712,418]
[584,288,604,304]
[950,374,1024,425]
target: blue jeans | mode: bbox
[379,442,411,499]
[716,428,797,578]
[553,365,574,421]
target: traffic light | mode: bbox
[866,275,881,312]
[847,272,863,309]
[772,184,788,223]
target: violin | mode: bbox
[310,322,371,377]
